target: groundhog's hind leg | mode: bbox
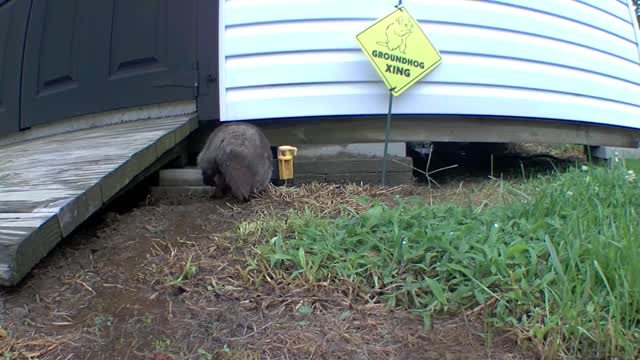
[219,155,254,202]
[228,167,252,202]
[231,186,251,203]
[212,173,230,198]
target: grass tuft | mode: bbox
[249,159,640,358]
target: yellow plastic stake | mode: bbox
[277,145,298,182]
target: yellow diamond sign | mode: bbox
[356,6,442,97]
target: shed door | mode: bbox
[0,0,30,134]
[20,0,197,129]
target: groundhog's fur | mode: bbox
[196,122,273,202]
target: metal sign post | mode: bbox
[382,90,394,185]
[355,2,443,185]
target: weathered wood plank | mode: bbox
[152,116,197,159]
[100,144,158,201]
[105,140,192,208]
[0,111,198,286]
[48,184,103,237]
[0,213,61,286]
[155,131,177,158]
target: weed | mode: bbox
[152,337,172,353]
[237,217,286,242]
[198,348,214,360]
[169,255,197,285]
[297,305,313,315]
[251,160,640,358]
[143,314,153,328]
[94,315,113,340]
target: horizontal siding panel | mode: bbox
[225,21,640,84]
[226,0,638,59]
[220,0,640,129]
[627,1,640,61]
[226,52,640,106]
[225,83,640,128]
[489,0,635,40]
[227,0,634,33]
[578,0,631,21]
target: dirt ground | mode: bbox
[0,183,541,360]
[2,145,583,359]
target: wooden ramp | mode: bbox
[0,114,198,286]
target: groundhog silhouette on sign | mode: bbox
[376,15,414,54]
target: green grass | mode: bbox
[248,158,640,359]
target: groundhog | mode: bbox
[196,122,273,202]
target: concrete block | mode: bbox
[150,186,214,200]
[294,143,406,159]
[158,157,415,188]
[294,157,412,174]
[589,146,640,160]
[295,172,414,186]
[159,168,203,187]
[158,160,282,188]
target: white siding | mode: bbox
[219,0,640,129]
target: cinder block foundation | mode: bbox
[292,157,414,185]
[294,142,406,159]
[588,146,640,160]
[153,142,416,199]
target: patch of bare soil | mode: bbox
[1,183,535,360]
